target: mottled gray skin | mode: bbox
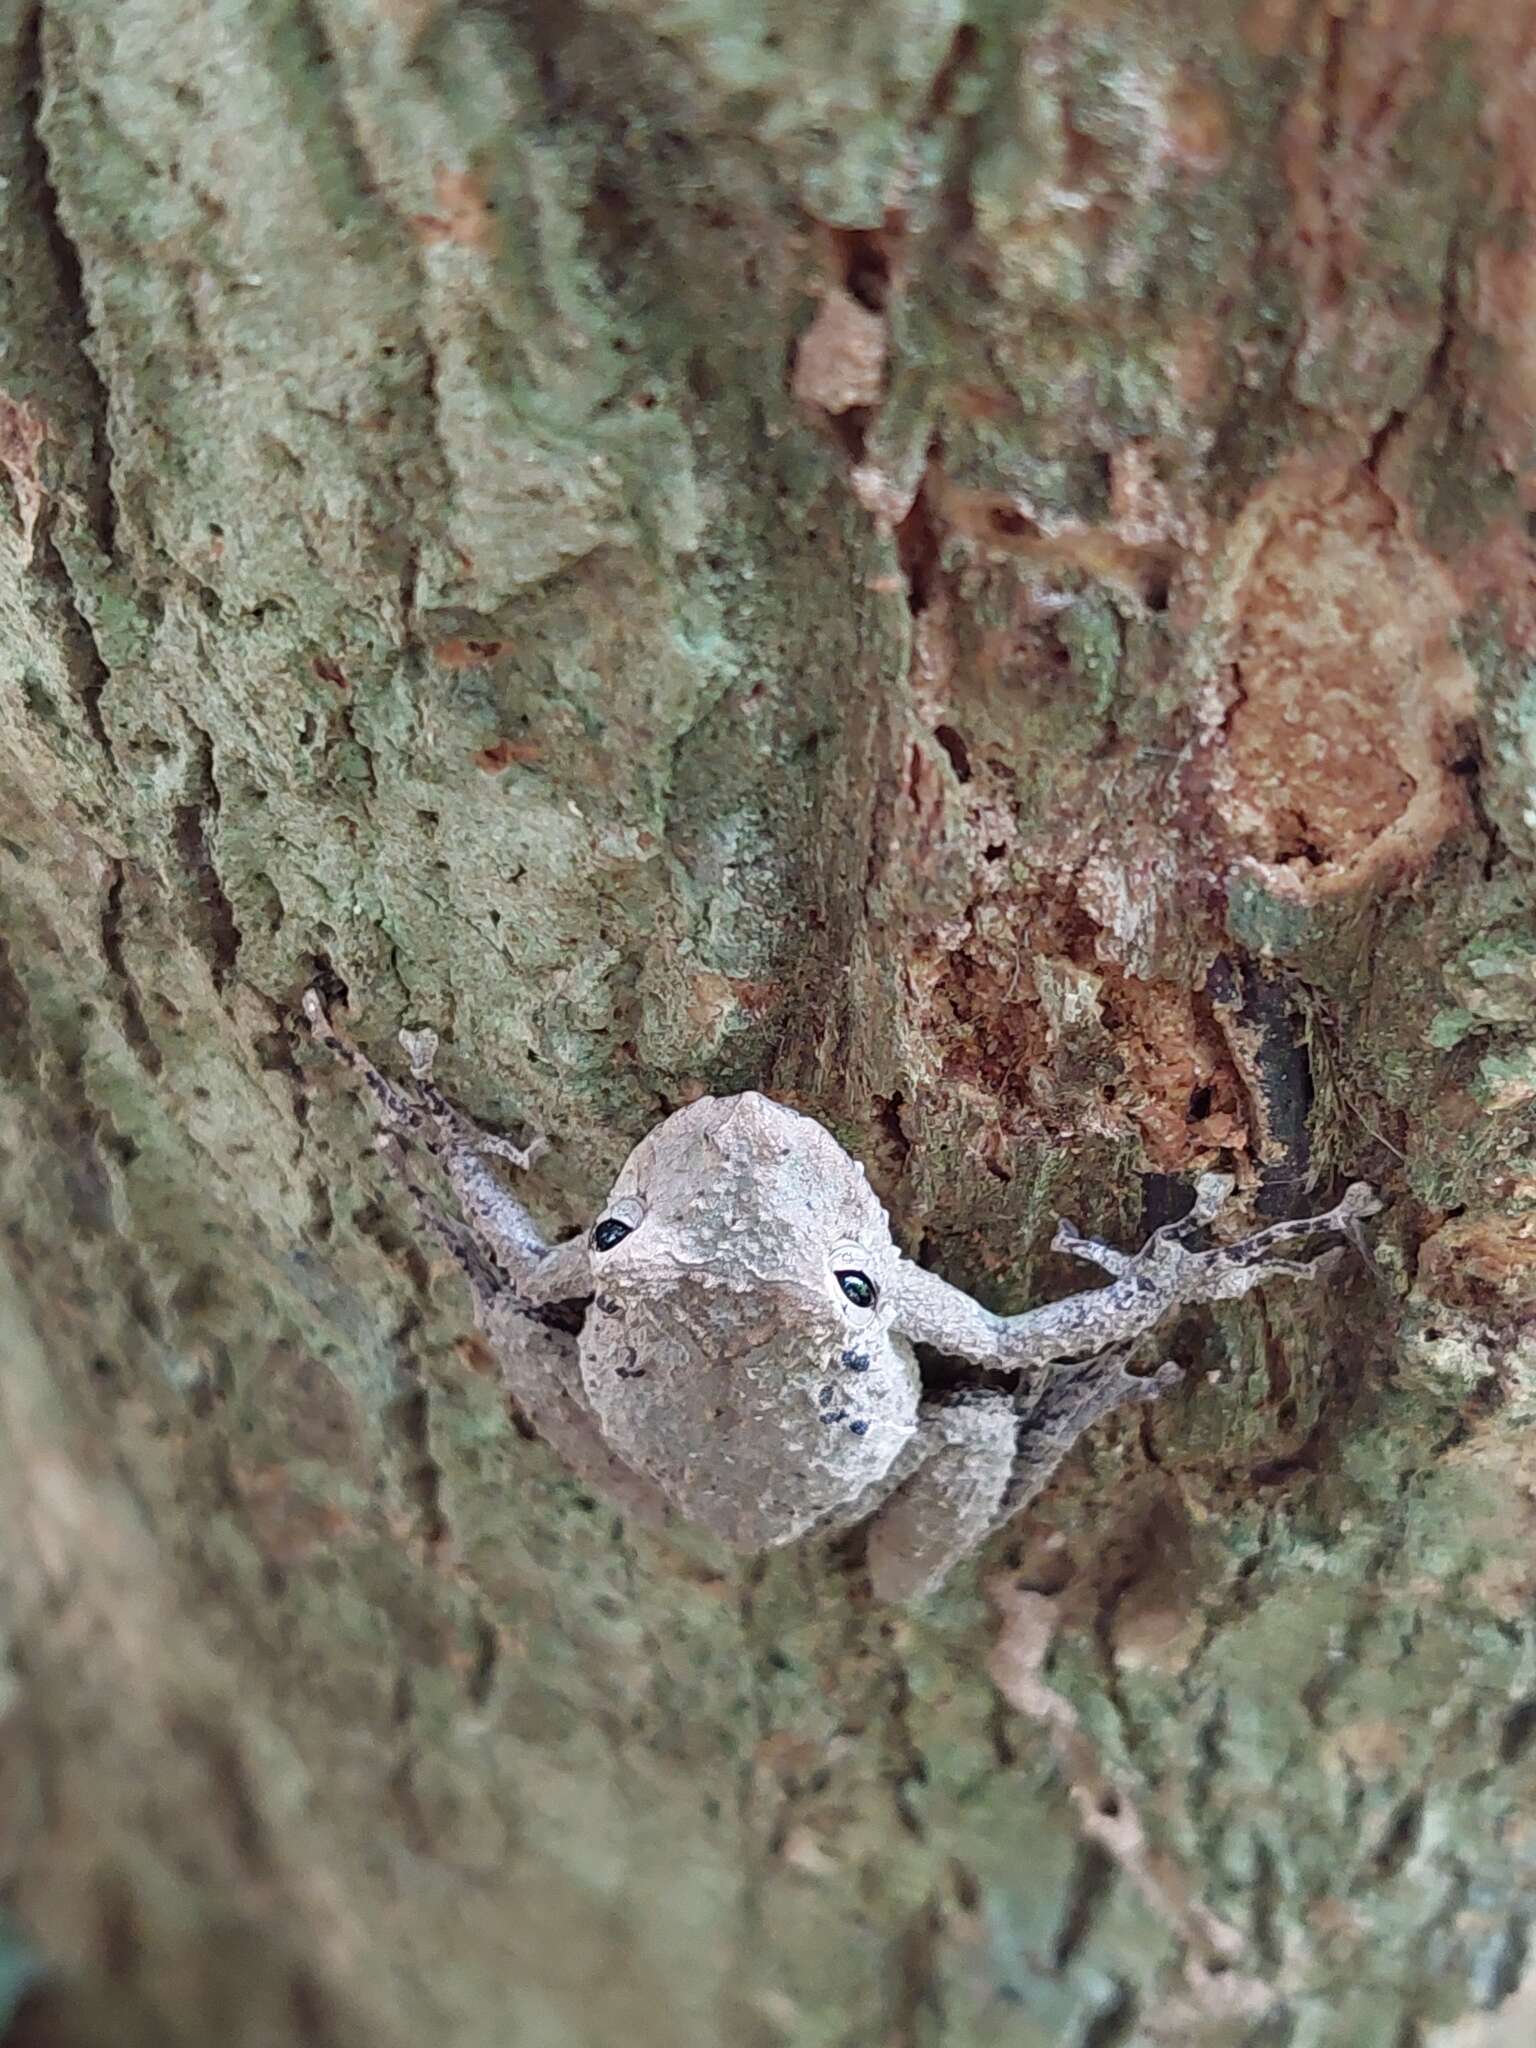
[304,992,1379,1601]
[582,1095,917,1548]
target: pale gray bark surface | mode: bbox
[3,4,1536,2045]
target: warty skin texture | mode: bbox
[305,992,1378,1601]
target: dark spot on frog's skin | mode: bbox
[595,1296,621,1316]
[818,1384,836,1407]
[821,1408,848,1425]
[848,1419,869,1436]
[616,1365,647,1379]
[514,1297,588,1336]
[840,1349,871,1372]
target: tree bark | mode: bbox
[3,3,1535,2044]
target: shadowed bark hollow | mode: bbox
[3,4,1536,2045]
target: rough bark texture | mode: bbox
[3,3,1536,2044]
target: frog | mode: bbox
[303,989,1378,1601]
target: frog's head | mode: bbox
[588,1092,895,1303]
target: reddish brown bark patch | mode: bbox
[791,287,887,415]
[474,737,543,771]
[410,167,496,251]
[1105,978,1248,1164]
[933,474,1177,612]
[1417,1212,1536,1311]
[914,892,1247,1172]
[0,393,46,550]
[434,638,508,668]
[1207,460,1475,897]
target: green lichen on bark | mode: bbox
[4,3,1536,2046]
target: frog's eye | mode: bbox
[835,1270,878,1310]
[592,1217,633,1252]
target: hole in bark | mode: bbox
[308,954,349,1014]
[1490,1914,1531,2006]
[1052,1840,1115,1967]
[1500,1697,1536,1764]
[97,1872,140,1982]
[990,505,1037,539]
[844,245,887,311]
[926,24,981,119]
[1373,1793,1424,1878]
[288,1964,337,2046]
[934,724,972,781]
[1080,1985,1138,2048]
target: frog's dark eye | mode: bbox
[592,1217,633,1252]
[835,1270,877,1310]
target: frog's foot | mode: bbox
[1052,1177,1381,1310]
[302,986,542,1171]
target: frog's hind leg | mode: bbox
[855,1351,1183,1604]
[855,1392,1020,1605]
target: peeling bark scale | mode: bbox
[2,5,1536,2046]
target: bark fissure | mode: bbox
[24,1,120,567]
[390,1308,448,1556]
[98,862,163,1078]
[171,724,242,990]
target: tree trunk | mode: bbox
[3,3,1535,2044]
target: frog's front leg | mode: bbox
[889,1175,1379,1370]
[305,992,669,1526]
[368,1139,674,1528]
[302,989,589,1302]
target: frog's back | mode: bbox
[578,1091,918,1548]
